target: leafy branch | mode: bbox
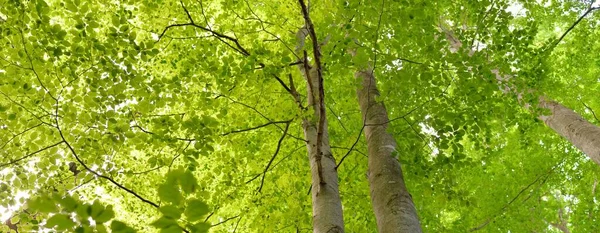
[53,96,160,209]
[470,162,560,231]
[245,121,291,193]
[0,141,64,168]
[159,0,250,56]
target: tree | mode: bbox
[442,2,600,167]
[1,0,600,232]
[355,68,422,232]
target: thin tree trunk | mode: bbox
[355,69,423,233]
[294,3,344,227]
[301,66,344,233]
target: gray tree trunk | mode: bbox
[355,69,423,233]
[301,67,344,233]
[539,98,600,165]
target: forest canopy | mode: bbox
[1,0,600,232]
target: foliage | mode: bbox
[1,0,599,232]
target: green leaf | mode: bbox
[159,205,182,219]
[158,182,183,205]
[56,195,78,211]
[179,170,198,193]
[160,225,183,233]
[110,220,136,233]
[29,197,57,213]
[94,205,115,223]
[151,216,178,229]
[90,200,105,218]
[46,214,76,230]
[184,199,209,222]
[189,222,211,233]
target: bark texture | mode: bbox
[302,67,344,233]
[539,98,600,165]
[356,69,422,233]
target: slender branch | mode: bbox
[222,120,292,136]
[55,104,159,208]
[547,6,600,51]
[169,141,192,169]
[211,215,240,227]
[470,164,558,231]
[19,29,57,101]
[158,1,250,56]
[68,178,95,193]
[0,122,43,149]
[233,215,242,233]
[0,141,64,168]
[127,166,164,175]
[254,122,290,192]
[335,126,364,169]
[132,125,195,142]
[582,102,599,123]
[272,74,305,109]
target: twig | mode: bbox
[55,96,159,208]
[582,102,599,123]
[255,122,290,192]
[158,1,250,56]
[547,6,600,51]
[0,141,64,168]
[0,122,43,149]
[222,120,292,136]
[211,215,240,227]
[335,126,364,169]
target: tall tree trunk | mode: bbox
[493,69,600,166]
[539,98,600,165]
[294,3,344,228]
[301,67,345,233]
[443,26,600,167]
[355,69,423,233]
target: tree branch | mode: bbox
[158,1,250,56]
[0,141,64,168]
[55,99,160,208]
[222,120,292,136]
[547,6,599,51]
[253,122,290,193]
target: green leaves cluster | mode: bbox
[154,168,210,233]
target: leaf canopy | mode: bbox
[1,0,599,232]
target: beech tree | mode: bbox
[1,0,599,233]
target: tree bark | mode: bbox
[301,67,345,233]
[539,98,600,165]
[355,69,423,233]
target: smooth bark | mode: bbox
[356,69,423,233]
[539,98,600,165]
[302,67,344,233]
[295,23,344,232]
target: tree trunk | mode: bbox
[539,98,600,165]
[492,69,600,166]
[355,69,423,233]
[443,26,600,167]
[301,66,345,233]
